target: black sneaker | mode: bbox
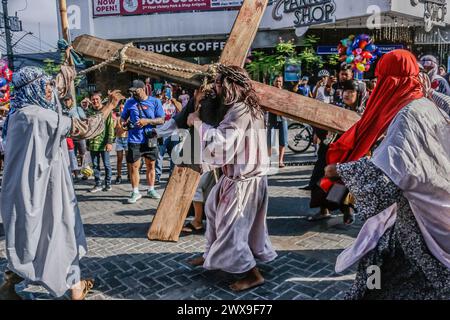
[115,176,122,184]
[103,185,112,192]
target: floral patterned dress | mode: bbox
[337,158,450,300]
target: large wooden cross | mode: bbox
[73,0,360,242]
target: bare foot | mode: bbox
[71,280,86,300]
[188,256,205,267]
[229,267,265,292]
[71,279,94,300]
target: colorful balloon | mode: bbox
[337,34,381,77]
[362,51,373,60]
[360,34,370,42]
[357,63,366,72]
[359,40,368,49]
[366,44,376,52]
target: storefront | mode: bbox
[63,0,450,90]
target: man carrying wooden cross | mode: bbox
[176,65,278,292]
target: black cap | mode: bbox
[342,80,363,92]
[129,80,145,91]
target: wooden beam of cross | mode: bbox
[72,0,360,242]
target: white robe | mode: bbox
[0,105,87,297]
[200,103,277,273]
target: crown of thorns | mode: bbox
[207,63,250,86]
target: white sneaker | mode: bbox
[127,191,142,204]
[89,185,102,193]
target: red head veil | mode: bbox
[320,49,424,191]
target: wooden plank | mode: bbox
[219,0,269,66]
[72,35,207,88]
[254,82,360,133]
[147,166,201,242]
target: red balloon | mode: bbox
[339,55,347,62]
[362,51,373,60]
[359,40,368,49]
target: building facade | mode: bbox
[61,0,450,91]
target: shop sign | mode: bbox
[93,0,243,17]
[317,44,404,55]
[272,0,336,28]
[411,0,448,32]
[136,39,227,56]
[284,58,301,81]
[93,0,121,16]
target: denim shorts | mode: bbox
[115,137,128,152]
[68,150,79,172]
[268,120,288,147]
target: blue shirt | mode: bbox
[297,85,311,97]
[68,106,86,120]
[121,96,164,144]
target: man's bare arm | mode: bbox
[146,117,165,126]
[101,90,125,120]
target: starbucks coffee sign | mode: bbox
[272,0,336,28]
[411,0,448,32]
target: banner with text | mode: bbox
[93,0,244,17]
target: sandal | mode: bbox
[180,222,204,236]
[307,212,332,222]
[343,212,354,225]
[71,279,94,300]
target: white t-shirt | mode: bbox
[162,102,177,121]
[315,86,332,104]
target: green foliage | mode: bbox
[42,59,61,76]
[327,54,340,66]
[246,35,324,83]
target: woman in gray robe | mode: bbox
[0,66,124,300]
[186,66,277,292]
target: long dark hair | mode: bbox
[216,65,263,118]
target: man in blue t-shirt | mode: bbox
[121,80,164,203]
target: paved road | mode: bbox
[0,149,360,300]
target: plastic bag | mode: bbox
[80,152,94,177]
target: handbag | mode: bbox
[326,183,349,206]
[136,102,158,149]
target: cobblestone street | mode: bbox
[0,149,361,300]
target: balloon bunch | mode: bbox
[337,34,382,78]
[0,59,13,107]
